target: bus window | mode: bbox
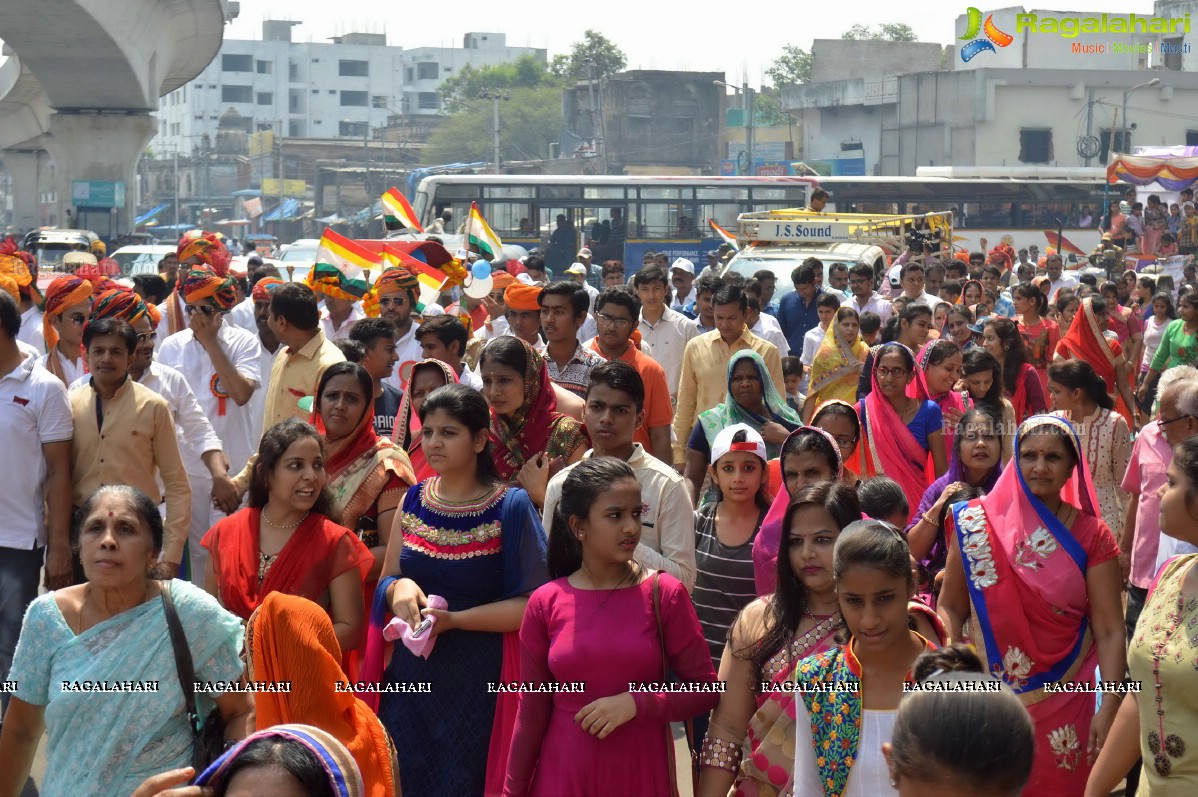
[542,208,581,270]
[541,185,584,200]
[583,187,626,199]
[481,202,535,236]
[484,185,534,199]
[696,187,749,201]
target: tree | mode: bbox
[549,30,628,83]
[765,44,813,87]
[425,85,562,165]
[439,54,558,103]
[841,23,917,41]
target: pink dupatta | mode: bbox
[908,340,969,460]
[858,343,931,524]
[950,414,1101,790]
[752,426,843,596]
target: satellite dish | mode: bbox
[1077,136,1102,159]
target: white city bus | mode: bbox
[411,169,1122,270]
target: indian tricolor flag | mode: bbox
[708,218,739,251]
[313,228,381,299]
[384,245,447,312]
[381,187,423,232]
[463,201,503,260]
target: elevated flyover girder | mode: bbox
[0,0,227,230]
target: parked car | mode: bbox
[110,245,177,277]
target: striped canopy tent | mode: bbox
[1107,151,1198,190]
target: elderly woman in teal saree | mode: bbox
[0,486,249,797]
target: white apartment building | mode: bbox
[155,22,545,153]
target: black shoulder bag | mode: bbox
[160,580,228,770]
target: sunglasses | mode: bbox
[378,297,407,307]
[184,305,219,316]
[67,313,86,327]
[136,330,158,344]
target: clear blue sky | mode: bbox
[225,0,1163,88]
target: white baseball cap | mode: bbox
[671,258,695,275]
[710,423,767,465]
[564,262,587,275]
[577,247,593,258]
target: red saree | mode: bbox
[488,339,587,482]
[391,358,460,483]
[201,508,372,620]
[908,340,969,462]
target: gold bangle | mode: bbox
[922,511,940,528]
[699,735,742,772]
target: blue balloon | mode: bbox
[472,261,492,280]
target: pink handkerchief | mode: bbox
[382,594,449,659]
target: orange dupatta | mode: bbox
[247,592,399,797]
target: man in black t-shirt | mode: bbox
[349,317,402,438]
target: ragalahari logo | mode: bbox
[960,7,1014,61]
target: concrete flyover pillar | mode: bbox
[43,112,155,234]
[1,150,42,233]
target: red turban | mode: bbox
[177,232,231,277]
[42,276,95,348]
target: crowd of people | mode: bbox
[1,224,1197,797]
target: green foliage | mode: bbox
[841,23,918,41]
[765,44,813,88]
[439,54,559,104]
[425,86,562,165]
[548,30,628,82]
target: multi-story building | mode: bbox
[154,22,545,155]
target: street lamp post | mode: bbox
[715,80,755,175]
[1103,77,1161,223]
[1122,77,1160,155]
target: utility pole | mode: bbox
[364,124,371,235]
[1083,89,1094,168]
[276,122,284,240]
[478,90,509,174]
[172,148,179,231]
[744,81,755,176]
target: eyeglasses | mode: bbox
[596,312,634,328]
[67,313,86,327]
[1159,414,1195,427]
[875,366,909,379]
[184,304,218,317]
[136,330,158,344]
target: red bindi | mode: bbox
[107,511,114,517]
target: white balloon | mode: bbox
[463,274,494,299]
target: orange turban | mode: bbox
[146,302,162,327]
[181,266,238,311]
[0,272,17,301]
[0,250,40,304]
[42,276,95,348]
[504,282,542,311]
[252,276,285,302]
[177,231,231,277]
[490,271,515,291]
[90,288,149,325]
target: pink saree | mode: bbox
[949,414,1116,796]
[858,343,931,525]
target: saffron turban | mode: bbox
[0,251,39,303]
[252,276,286,302]
[181,266,238,311]
[490,271,515,291]
[177,232,231,277]
[0,272,17,301]
[42,276,95,348]
[504,282,542,312]
[146,302,162,327]
[305,268,362,303]
[90,288,149,325]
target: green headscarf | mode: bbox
[698,349,803,459]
